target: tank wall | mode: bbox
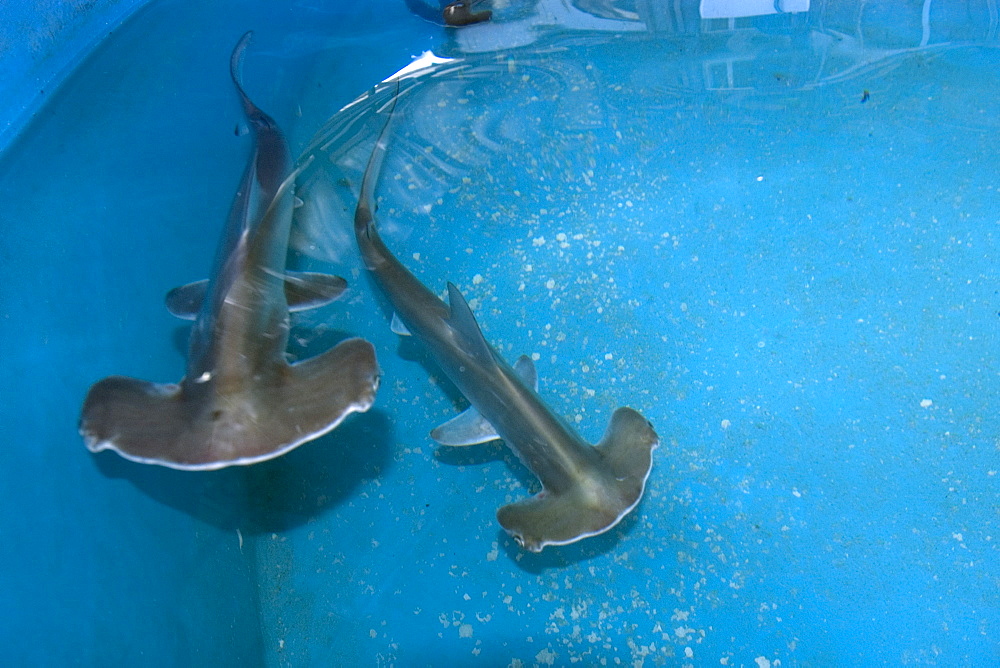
[0,0,151,150]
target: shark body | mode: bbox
[353,94,657,552]
[79,32,380,470]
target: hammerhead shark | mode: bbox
[79,32,380,470]
[354,91,658,552]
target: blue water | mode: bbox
[3,0,1000,665]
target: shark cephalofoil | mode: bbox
[353,89,658,552]
[79,32,380,470]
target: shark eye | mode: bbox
[212,410,224,421]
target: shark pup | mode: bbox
[79,33,380,470]
[354,94,658,552]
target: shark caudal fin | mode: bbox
[496,407,658,552]
[80,338,379,470]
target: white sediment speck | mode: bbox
[920,399,933,408]
[721,419,731,430]
[459,624,473,638]
[535,648,557,665]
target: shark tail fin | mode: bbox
[496,407,658,552]
[80,338,380,470]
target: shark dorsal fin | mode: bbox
[446,282,494,366]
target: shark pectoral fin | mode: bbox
[430,405,500,446]
[513,355,538,391]
[79,338,380,471]
[165,280,208,320]
[497,408,658,552]
[283,271,348,312]
[165,272,347,319]
[390,312,412,336]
